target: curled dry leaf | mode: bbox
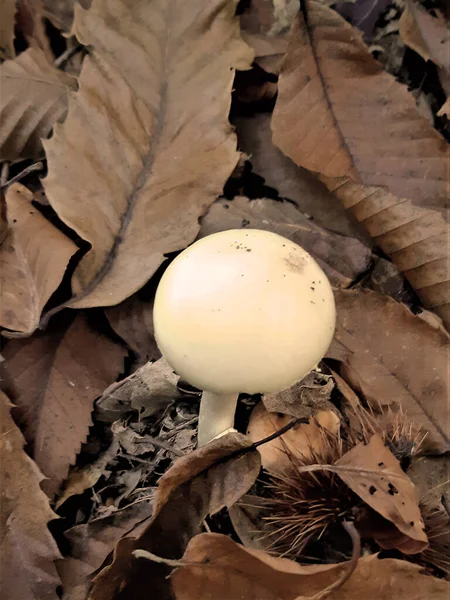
[335,434,428,554]
[105,295,160,367]
[16,0,54,63]
[0,390,62,600]
[247,402,340,472]
[97,357,179,422]
[169,533,449,600]
[200,196,372,287]
[0,0,16,60]
[437,97,450,118]
[0,48,76,160]
[43,0,253,310]
[272,2,450,325]
[42,0,91,31]
[0,183,77,337]
[1,314,127,498]
[89,433,261,600]
[328,288,450,453]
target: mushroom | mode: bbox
[153,229,336,446]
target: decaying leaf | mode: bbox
[0,390,62,600]
[0,0,16,61]
[272,2,450,324]
[328,288,450,453]
[0,48,76,160]
[43,0,253,310]
[437,97,450,118]
[0,183,77,337]
[96,357,179,422]
[105,295,160,367]
[170,533,449,600]
[1,314,126,498]
[90,433,261,600]
[399,1,450,75]
[336,434,428,554]
[200,196,372,287]
[42,0,91,31]
[235,114,367,239]
[16,0,54,63]
[247,402,340,472]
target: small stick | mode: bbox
[0,162,9,186]
[54,43,82,68]
[1,162,44,189]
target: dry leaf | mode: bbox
[328,288,450,453]
[90,433,261,600]
[0,0,16,61]
[0,183,77,337]
[0,48,76,160]
[43,0,253,310]
[399,1,450,75]
[57,499,152,600]
[272,2,450,324]
[105,295,160,367]
[200,196,372,287]
[336,434,427,553]
[0,390,62,600]
[42,0,91,31]
[16,0,54,62]
[170,533,449,600]
[1,314,126,498]
[235,114,367,239]
[247,402,340,472]
[437,97,450,118]
[97,357,179,422]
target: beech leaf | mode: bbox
[0,0,16,60]
[0,48,76,160]
[0,183,77,337]
[328,288,450,453]
[272,2,450,325]
[43,0,253,310]
[0,390,62,600]
[1,314,127,498]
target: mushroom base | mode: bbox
[197,391,239,446]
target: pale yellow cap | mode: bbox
[154,229,336,394]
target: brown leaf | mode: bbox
[0,48,76,160]
[105,295,160,367]
[170,533,449,600]
[90,433,261,600]
[42,0,91,31]
[236,114,367,239]
[328,288,450,453]
[96,357,179,422]
[0,390,62,600]
[200,196,372,287]
[335,434,427,553]
[43,0,253,310]
[399,1,450,75]
[1,314,126,498]
[247,402,340,472]
[272,3,450,324]
[16,0,54,63]
[437,97,450,118]
[0,0,16,61]
[0,183,77,337]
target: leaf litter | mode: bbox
[0,1,449,599]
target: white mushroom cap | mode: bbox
[153,229,336,395]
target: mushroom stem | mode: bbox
[197,391,239,446]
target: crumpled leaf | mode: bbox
[43,0,253,310]
[200,196,372,287]
[16,0,54,63]
[336,434,428,554]
[105,295,160,367]
[1,313,126,498]
[170,533,449,600]
[97,357,179,422]
[235,114,367,239]
[327,288,450,454]
[272,2,450,325]
[42,0,91,31]
[89,433,261,600]
[399,1,450,76]
[0,0,16,60]
[0,48,76,160]
[0,390,62,600]
[0,183,77,337]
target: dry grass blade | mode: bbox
[0,183,77,337]
[43,0,253,310]
[0,390,62,600]
[0,48,76,160]
[272,1,450,325]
